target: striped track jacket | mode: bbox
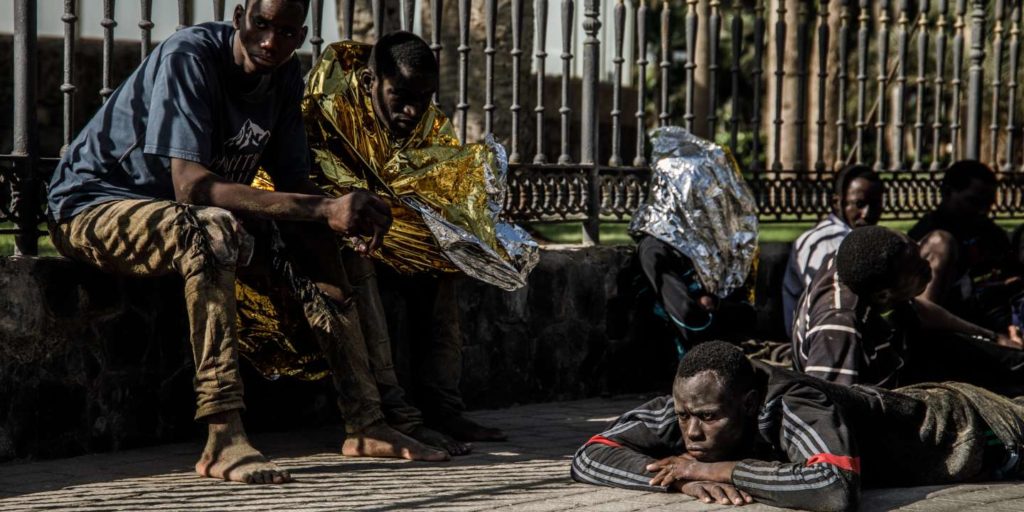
[571,362,863,512]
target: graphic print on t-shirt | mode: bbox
[212,118,271,183]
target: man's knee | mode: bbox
[185,206,254,268]
[919,229,958,267]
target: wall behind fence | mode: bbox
[4,0,1024,254]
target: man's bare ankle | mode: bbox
[204,410,246,435]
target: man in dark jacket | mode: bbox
[571,341,1024,511]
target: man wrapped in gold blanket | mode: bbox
[236,32,535,458]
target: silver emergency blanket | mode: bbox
[629,126,759,296]
[409,136,540,291]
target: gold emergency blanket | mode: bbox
[233,41,537,380]
[303,41,537,288]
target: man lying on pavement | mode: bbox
[570,341,1024,511]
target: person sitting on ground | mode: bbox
[630,127,759,353]
[792,225,1024,391]
[637,235,756,349]
[571,341,1024,511]
[781,165,883,337]
[909,159,1023,332]
[239,31,506,444]
[46,0,452,485]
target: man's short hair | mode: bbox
[676,341,754,394]
[941,160,996,196]
[246,0,311,13]
[835,226,910,295]
[369,31,438,78]
[834,164,881,199]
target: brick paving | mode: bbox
[2,396,1024,511]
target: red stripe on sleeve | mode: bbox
[584,435,622,449]
[806,453,861,473]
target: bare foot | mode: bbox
[195,411,292,484]
[430,415,508,442]
[408,425,472,456]
[342,422,450,461]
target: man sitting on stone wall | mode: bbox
[909,160,1024,334]
[46,0,458,485]
[238,31,509,446]
[781,165,883,338]
[571,341,1024,511]
[792,225,1024,391]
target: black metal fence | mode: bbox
[4,0,1024,254]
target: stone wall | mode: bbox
[0,243,791,461]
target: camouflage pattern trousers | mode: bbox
[50,198,422,433]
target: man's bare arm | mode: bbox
[912,297,1023,348]
[171,158,391,252]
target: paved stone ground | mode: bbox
[3,396,1024,511]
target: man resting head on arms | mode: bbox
[571,341,1024,511]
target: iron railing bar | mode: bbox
[457,0,470,143]
[633,0,648,167]
[608,0,625,167]
[581,0,601,244]
[100,0,116,102]
[1006,3,1021,171]
[728,0,742,154]
[836,0,851,169]
[931,0,950,171]
[558,0,574,164]
[311,0,324,61]
[770,0,786,172]
[964,0,985,160]
[140,0,153,58]
[750,0,765,173]
[989,0,1006,166]
[510,0,525,164]
[534,0,549,164]
[62,0,77,152]
[874,0,891,172]
[707,1,721,136]
[341,0,354,39]
[893,0,909,170]
[815,0,830,174]
[484,0,497,136]
[950,0,967,160]
[911,0,929,171]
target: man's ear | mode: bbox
[359,68,374,93]
[233,4,245,30]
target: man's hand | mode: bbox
[997,325,1024,349]
[647,455,737,487]
[324,189,393,254]
[678,481,752,506]
[697,295,719,312]
[647,455,702,487]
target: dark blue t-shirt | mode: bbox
[47,22,309,222]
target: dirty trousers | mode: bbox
[50,199,410,431]
[261,222,422,433]
[50,199,249,420]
